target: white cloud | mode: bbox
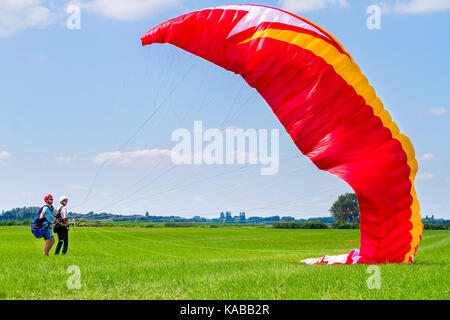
[279,0,350,12]
[54,154,78,165]
[0,0,59,37]
[419,153,436,161]
[420,107,447,115]
[392,0,450,14]
[417,173,436,180]
[93,149,172,166]
[0,0,183,37]
[0,151,11,166]
[82,0,182,21]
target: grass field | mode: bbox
[0,226,448,300]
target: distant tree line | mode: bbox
[423,223,448,230]
[273,221,327,229]
[164,222,197,228]
[272,220,361,229]
[0,220,32,226]
[1,198,448,230]
[0,207,40,221]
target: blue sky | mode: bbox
[0,0,449,219]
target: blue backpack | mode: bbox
[30,206,50,238]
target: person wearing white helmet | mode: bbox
[54,196,69,255]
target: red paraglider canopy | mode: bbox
[141,4,423,264]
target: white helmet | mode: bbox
[59,196,68,203]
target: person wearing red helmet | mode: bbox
[39,194,56,256]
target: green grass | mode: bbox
[0,226,448,300]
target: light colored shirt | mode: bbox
[58,205,67,219]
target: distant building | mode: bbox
[145,211,149,217]
[239,212,246,221]
[193,216,207,222]
[226,211,232,221]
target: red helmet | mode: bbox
[44,194,53,202]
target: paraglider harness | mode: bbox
[53,207,69,234]
[30,205,53,239]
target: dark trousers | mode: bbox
[55,226,69,255]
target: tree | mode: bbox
[330,193,360,224]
